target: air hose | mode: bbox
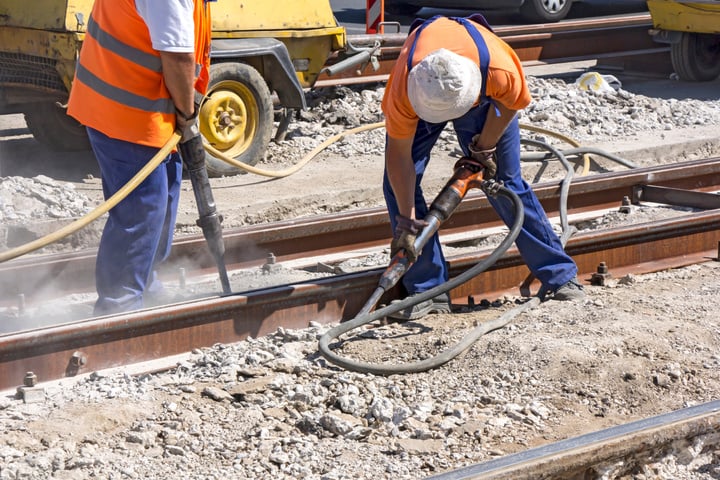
[318,169,535,375]
[522,137,576,246]
[0,132,181,264]
[519,122,592,176]
[316,126,616,375]
[205,121,632,179]
[521,146,638,170]
[204,122,385,178]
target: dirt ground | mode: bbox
[2,260,720,479]
[2,70,720,478]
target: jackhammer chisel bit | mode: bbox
[356,158,487,315]
[178,126,232,295]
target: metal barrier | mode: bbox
[366,0,384,33]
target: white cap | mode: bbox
[407,48,482,124]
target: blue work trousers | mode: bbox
[87,128,182,315]
[382,102,578,296]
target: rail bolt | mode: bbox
[23,371,37,387]
[591,262,613,286]
[619,196,632,214]
[70,351,87,368]
[263,253,280,273]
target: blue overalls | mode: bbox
[89,128,182,315]
[90,0,216,315]
[382,15,578,297]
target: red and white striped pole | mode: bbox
[366,0,384,34]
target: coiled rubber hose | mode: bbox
[318,185,537,375]
[316,127,629,375]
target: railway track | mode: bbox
[3,157,719,308]
[2,14,718,478]
[2,157,720,391]
[317,13,670,87]
[428,399,720,479]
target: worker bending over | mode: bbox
[381,14,584,321]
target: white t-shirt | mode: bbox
[134,0,195,53]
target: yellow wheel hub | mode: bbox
[199,81,258,156]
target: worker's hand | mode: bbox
[390,214,428,262]
[468,136,497,178]
[176,106,199,143]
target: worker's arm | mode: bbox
[160,51,197,119]
[386,134,428,262]
[471,101,518,151]
[385,135,417,219]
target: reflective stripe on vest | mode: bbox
[74,62,175,114]
[86,15,162,73]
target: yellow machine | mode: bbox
[646,0,720,81]
[0,0,348,176]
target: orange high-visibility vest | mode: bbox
[67,0,212,148]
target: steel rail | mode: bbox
[316,13,668,86]
[427,399,720,480]
[2,205,720,391]
[3,158,720,305]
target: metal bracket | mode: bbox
[16,371,44,403]
[321,40,382,77]
[632,185,720,210]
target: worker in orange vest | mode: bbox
[67,0,214,315]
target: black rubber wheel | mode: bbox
[200,62,274,177]
[671,32,720,82]
[385,2,422,16]
[23,102,90,151]
[519,0,573,23]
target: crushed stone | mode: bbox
[1,73,720,479]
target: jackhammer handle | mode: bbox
[428,162,485,222]
[363,162,485,312]
[179,133,217,219]
[372,213,442,297]
[178,131,232,295]
[380,163,483,287]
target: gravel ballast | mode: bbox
[1,70,720,479]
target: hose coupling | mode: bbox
[481,179,503,197]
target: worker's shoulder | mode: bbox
[480,29,524,70]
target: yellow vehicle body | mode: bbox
[0,0,349,175]
[0,0,90,31]
[0,0,345,95]
[646,0,720,81]
[646,0,720,34]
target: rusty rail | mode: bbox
[3,158,719,305]
[317,14,669,86]
[428,399,720,480]
[2,159,720,391]
[1,210,719,391]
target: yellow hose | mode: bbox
[207,121,589,178]
[0,132,181,263]
[204,122,386,178]
[0,121,585,263]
